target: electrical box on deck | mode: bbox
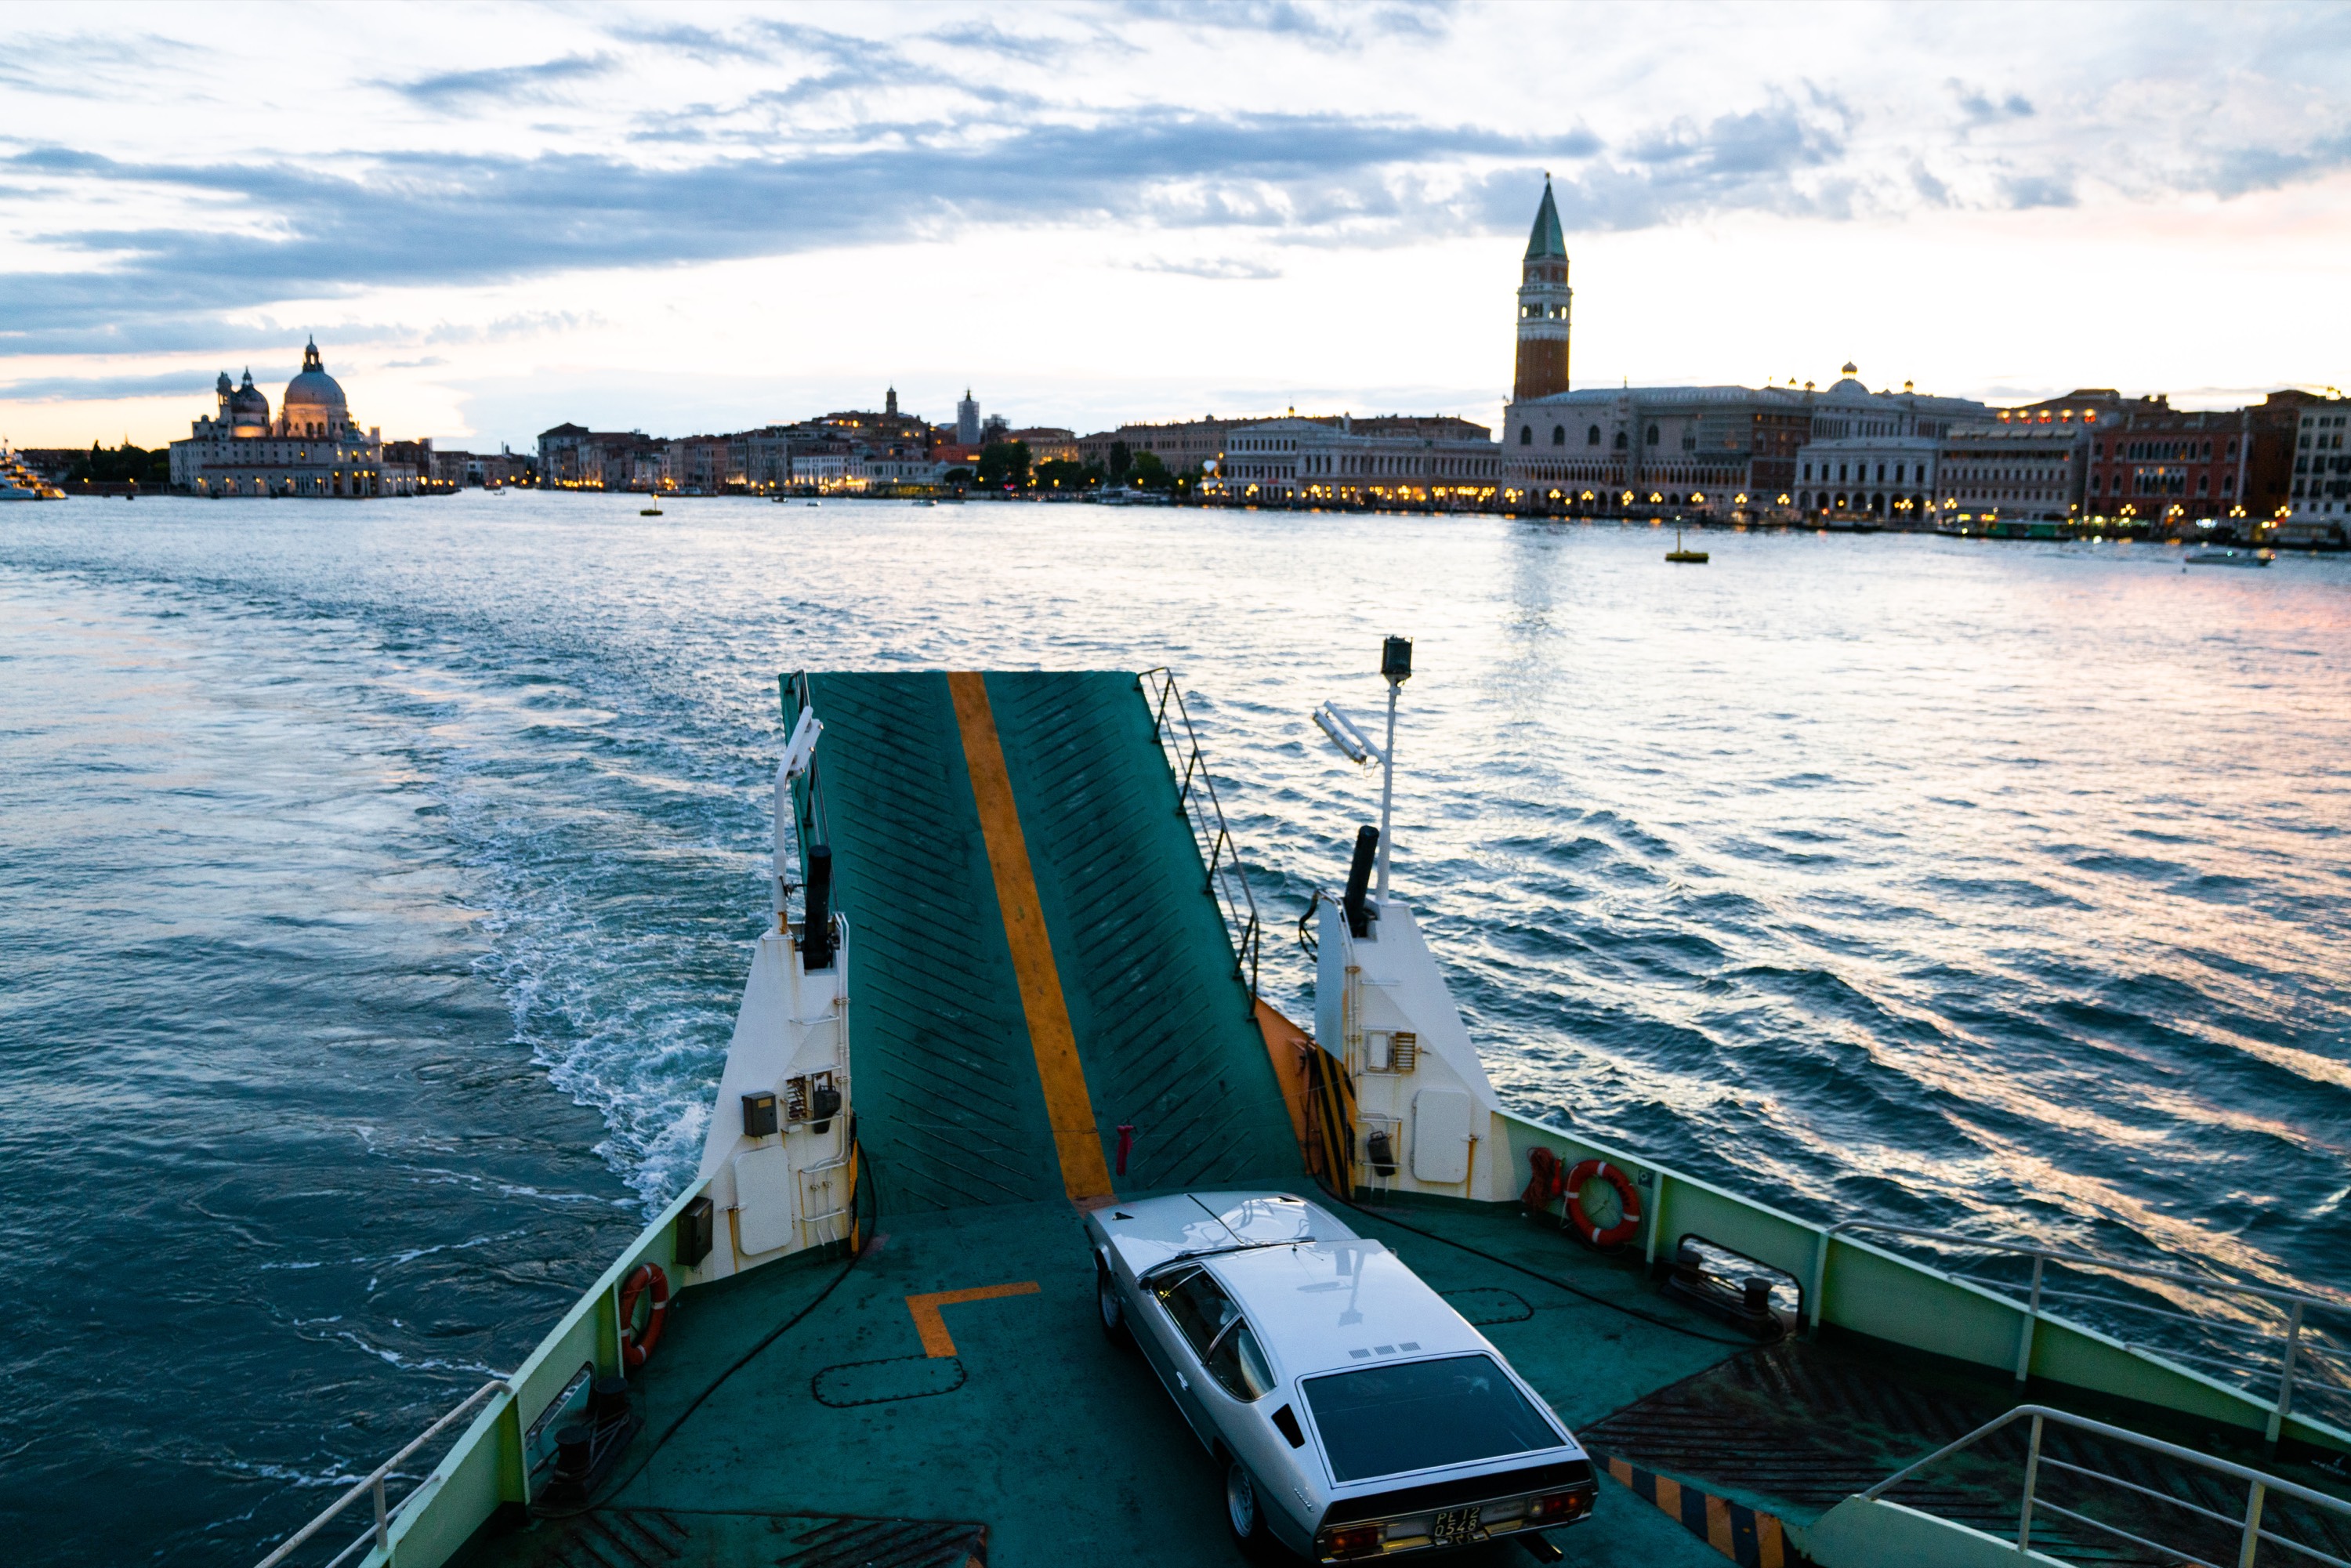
[741,1090,779,1138]
[676,1196,714,1267]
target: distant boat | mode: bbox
[641,507,663,516]
[2186,548,2271,567]
[1666,523,1708,563]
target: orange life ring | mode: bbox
[619,1262,669,1370]
[1563,1160,1643,1248]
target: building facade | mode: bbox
[2286,395,2349,541]
[1078,418,1261,473]
[1505,367,1983,519]
[1936,425,2089,526]
[168,340,408,497]
[1209,415,1501,505]
[955,390,981,447]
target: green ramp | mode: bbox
[983,671,1302,1193]
[794,672,1065,1211]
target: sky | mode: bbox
[2,0,2348,451]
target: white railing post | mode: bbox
[2017,1410,2045,1550]
[371,1475,389,1553]
[1809,1226,1832,1338]
[2015,1254,2045,1385]
[2239,1477,2267,1568]
[2268,1302,2304,1445]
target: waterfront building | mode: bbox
[1508,366,1980,520]
[1212,414,1501,505]
[956,390,981,447]
[1936,424,2089,527]
[2079,391,2308,531]
[1078,418,1259,473]
[1513,179,1571,403]
[1007,427,1080,463]
[168,339,408,497]
[2284,394,2349,542]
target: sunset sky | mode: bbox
[3,0,2347,450]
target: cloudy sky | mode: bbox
[3,0,2347,450]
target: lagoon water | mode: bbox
[2,492,2347,1563]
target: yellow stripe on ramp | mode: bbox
[948,672,1116,1204]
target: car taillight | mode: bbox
[1527,1490,1588,1522]
[1319,1523,1385,1559]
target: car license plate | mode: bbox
[1431,1505,1485,1544]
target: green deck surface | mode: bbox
[462,1201,1741,1567]
[455,672,1741,1566]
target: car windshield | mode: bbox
[1302,1354,1563,1483]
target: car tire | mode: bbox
[1225,1460,1263,1544]
[1096,1261,1134,1348]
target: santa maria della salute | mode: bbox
[167,339,417,497]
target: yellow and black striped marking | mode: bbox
[1599,1455,1791,1568]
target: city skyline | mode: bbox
[2,1,2348,450]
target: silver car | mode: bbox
[1087,1190,1598,1560]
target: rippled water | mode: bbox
[2,493,2346,1562]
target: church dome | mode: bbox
[282,338,348,411]
[228,369,271,433]
[1830,360,1866,396]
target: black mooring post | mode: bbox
[802,843,835,969]
[1342,825,1378,938]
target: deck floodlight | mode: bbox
[1314,701,1381,766]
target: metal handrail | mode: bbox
[254,1379,507,1568]
[1858,1403,2351,1568]
[1137,669,1263,1001]
[1813,1219,2351,1441]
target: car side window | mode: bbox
[1205,1318,1275,1402]
[1153,1266,1241,1359]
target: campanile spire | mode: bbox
[1513,178,1571,402]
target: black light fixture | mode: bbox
[1381,636,1413,683]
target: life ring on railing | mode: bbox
[619,1262,669,1371]
[1563,1160,1643,1248]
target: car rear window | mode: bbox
[1302,1355,1563,1483]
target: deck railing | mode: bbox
[1860,1403,2351,1567]
[1138,668,1262,1001]
[252,1380,507,1568]
[1813,1221,2351,1443]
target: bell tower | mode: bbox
[1513,178,1571,402]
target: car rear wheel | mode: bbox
[1225,1461,1262,1542]
[1096,1261,1133,1347]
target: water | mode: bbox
[1,493,2346,1562]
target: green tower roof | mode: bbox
[1524,178,1567,260]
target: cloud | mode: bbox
[0,369,219,402]
[1131,255,1283,279]
[1952,81,2035,125]
[388,53,615,107]
[0,109,1543,353]
[2000,173,2077,209]
[1119,0,1456,45]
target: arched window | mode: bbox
[1520,425,1532,446]
[1646,424,1660,447]
[1587,425,1600,447]
[1552,425,1565,446]
[1614,429,1627,450]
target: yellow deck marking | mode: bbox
[906,1280,1041,1357]
[1758,1512,1785,1568]
[1652,1474,1682,1519]
[947,671,1116,1204]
